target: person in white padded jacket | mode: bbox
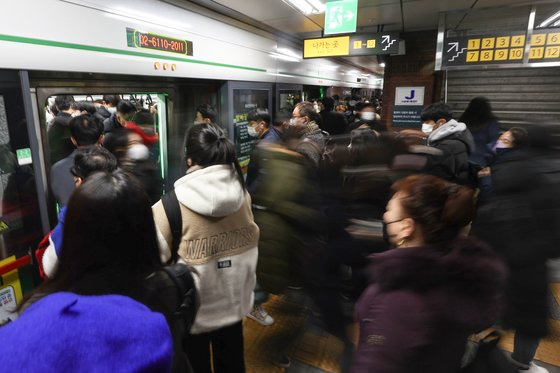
[153,124,259,373]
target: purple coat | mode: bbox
[351,238,507,373]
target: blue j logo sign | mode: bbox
[405,90,415,100]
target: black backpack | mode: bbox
[144,190,198,373]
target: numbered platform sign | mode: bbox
[441,28,560,69]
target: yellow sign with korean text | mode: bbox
[304,36,350,58]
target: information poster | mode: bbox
[392,87,425,128]
[232,89,269,173]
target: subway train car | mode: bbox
[0,0,380,272]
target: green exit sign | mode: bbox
[324,0,358,35]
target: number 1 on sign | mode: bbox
[468,39,480,50]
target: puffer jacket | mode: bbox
[251,144,323,294]
[427,119,475,185]
[153,164,259,334]
[351,238,507,373]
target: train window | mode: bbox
[279,90,302,111]
[232,89,269,172]
[0,73,42,260]
[44,93,169,206]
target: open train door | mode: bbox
[33,84,175,224]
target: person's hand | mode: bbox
[477,167,491,178]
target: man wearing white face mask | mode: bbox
[104,128,162,204]
[421,102,475,185]
[349,103,384,132]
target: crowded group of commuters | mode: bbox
[1,94,558,373]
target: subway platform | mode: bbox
[243,259,560,372]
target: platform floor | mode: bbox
[244,280,560,373]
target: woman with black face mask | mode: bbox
[472,126,553,373]
[476,127,529,204]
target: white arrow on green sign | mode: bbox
[324,0,358,35]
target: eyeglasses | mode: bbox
[385,218,406,225]
[70,166,82,178]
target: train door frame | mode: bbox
[31,81,177,228]
[220,81,273,139]
[219,81,273,173]
[275,83,303,114]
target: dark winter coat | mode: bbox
[472,148,551,338]
[103,114,122,134]
[349,119,385,133]
[467,119,500,167]
[427,119,475,185]
[94,106,112,123]
[351,239,506,373]
[320,110,348,135]
[47,112,74,164]
[251,145,323,294]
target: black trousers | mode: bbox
[184,321,245,373]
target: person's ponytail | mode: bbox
[392,174,476,246]
[186,124,245,189]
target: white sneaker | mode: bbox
[247,305,274,326]
[520,362,549,373]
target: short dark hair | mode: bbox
[320,97,335,111]
[55,95,75,111]
[349,128,379,165]
[117,100,137,117]
[274,109,292,127]
[354,102,367,112]
[508,127,529,148]
[361,103,376,111]
[69,115,104,146]
[71,146,117,179]
[71,101,97,115]
[103,95,121,107]
[196,104,218,123]
[102,127,130,162]
[186,124,244,189]
[247,109,270,126]
[421,102,453,122]
[295,101,321,126]
[132,109,154,126]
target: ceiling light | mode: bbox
[554,19,560,27]
[379,63,386,68]
[282,0,325,15]
[307,0,326,13]
[538,9,560,28]
[269,52,301,62]
[277,47,302,59]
